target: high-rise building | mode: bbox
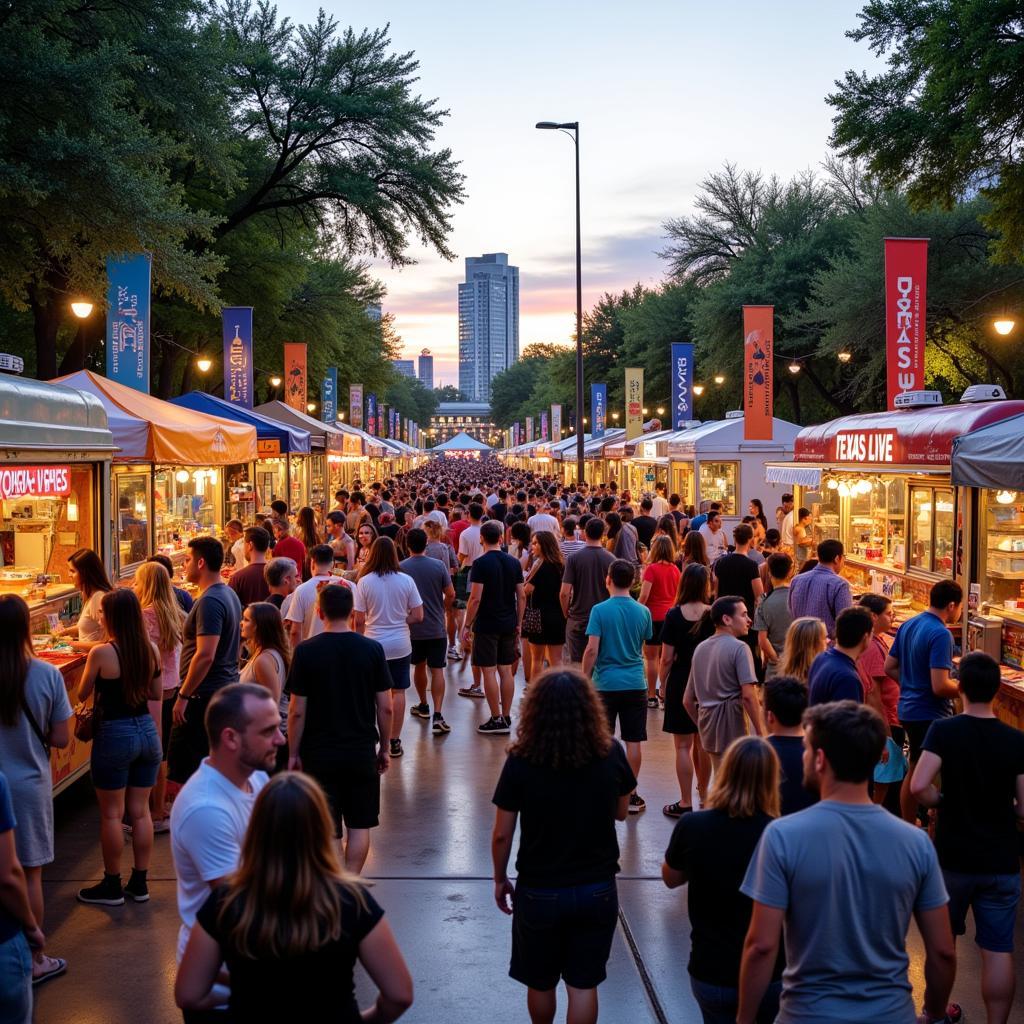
[458,253,519,402]
[392,359,415,378]
[417,349,434,390]
[365,302,382,322]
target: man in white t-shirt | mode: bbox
[170,683,284,1013]
[650,482,670,518]
[285,544,350,647]
[458,502,485,567]
[527,502,561,536]
[699,510,728,563]
[780,493,795,548]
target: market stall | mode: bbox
[605,429,680,497]
[431,431,493,460]
[170,391,311,518]
[580,428,626,485]
[545,434,590,486]
[0,374,117,792]
[667,414,801,527]
[55,371,256,576]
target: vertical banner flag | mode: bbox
[625,368,644,440]
[283,343,307,411]
[222,307,254,408]
[526,417,534,443]
[381,404,388,438]
[105,254,152,392]
[321,367,338,423]
[551,404,562,441]
[885,237,928,409]
[349,385,363,429]
[591,384,606,438]
[390,408,398,439]
[742,306,774,441]
[367,393,378,435]
[670,343,695,428]
[540,412,549,442]
[512,423,519,447]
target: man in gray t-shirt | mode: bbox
[559,519,615,662]
[683,596,763,763]
[737,701,954,1024]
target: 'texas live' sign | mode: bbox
[832,430,896,463]
[885,238,928,409]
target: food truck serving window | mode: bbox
[671,462,694,509]
[909,486,955,575]
[844,479,906,570]
[979,491,1024,608]
[804,485,840,548]
[699,461,738,515]
[115,468,151,569]
[154,467,223,554]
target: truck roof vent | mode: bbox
[960,384,1006,403]
[725,410,744,420]
[893,390,943,408]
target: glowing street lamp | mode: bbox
[70,300,94,319]
[993,317,1016,336]
[692,384,705,396]
[270,375,282,388]
[837,350,852,363]
[788,361,802,375]
[196,356,213,374]
[713,374,725,385]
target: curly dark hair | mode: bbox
[508,667,613,770]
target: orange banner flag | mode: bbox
[742,306,773,441]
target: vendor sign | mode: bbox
[743,306,774,441]
[885,238,928,409]
[283,343,307,410]
[625,368,644,440]
[0,465,72,500]
[106,253,151,393]
[222,307,254,408]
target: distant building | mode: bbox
[391,359,415,379]
[417,348,434,390]
[429,402,499,447]
[365,302,382,322]
[458,253,519,402]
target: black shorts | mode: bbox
[304,756,380,832]
[166,692,215,785]
[510,879,618,991]
[472,631,516,668]
[411,636,448,669]
[160,689,178,761]
[599,690,647,743]
[900,719,934,762]
[645,620,664,647]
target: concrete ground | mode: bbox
[35,656,1024,1023]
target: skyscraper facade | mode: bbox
[417,349,434,390]
[391,359,415,379]
[458,253,519,402]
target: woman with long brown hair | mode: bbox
[353,521,379,575]
[0,594,72,983]
[662,736,783,1024]
[354,537,423,760]
[492,667,636,1024]
[76,589,161,907]
[778,617,827,684]
[56,547,113,649]
[522,530,566,675]
[133,560,185,833]
[175,772,413,1019]
[240,601,291,771]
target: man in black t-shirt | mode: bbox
[713,523,764,675]
[287,584,393,873]
[765,677,817,816]
[911,652,1024,1021]
[632,498,657,550]
[463,521,524,735]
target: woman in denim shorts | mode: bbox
[75,589,162,908]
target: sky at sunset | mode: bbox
[281,0,880,387]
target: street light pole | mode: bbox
[536,120,584,485]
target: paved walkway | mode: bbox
[36,657,1024,1022]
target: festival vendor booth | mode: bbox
[431,431,492,460]
[55,371,256,577]
[170,391,311,519]
[578,428,626,485]
[501,437,542,473]
[254,401,347,510]
[546,434,591,485]
[0,375,118,792]
[950,406,1024,728]
[605,427,680,497]
[668,413,802,528]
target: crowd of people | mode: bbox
[0,457,1022,1024]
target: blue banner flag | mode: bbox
[321,367,338,423]
[106,254,152,392]
[671,343,695,428]
[591,383,607,438]
[221,307,254,408]
[367,393,378,435]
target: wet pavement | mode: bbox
[36,657,1024,1022]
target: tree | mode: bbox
[385,374,438,425]
[829,0,1024,262]
[433,384,462,401]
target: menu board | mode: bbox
[1002,619,1024,669]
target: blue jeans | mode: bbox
[0,931,32,1024]
[690,975,781,1024]
[90,715,162,790]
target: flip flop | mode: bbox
[32,955,67,985]
[662,802,692,819]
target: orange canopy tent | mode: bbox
[54,371,256,465]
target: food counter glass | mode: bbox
[154,466,224,556]
[114,465,151,571]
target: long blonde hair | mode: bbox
[706,736,780,819]
[133,561,185,654]
[778,616,827,684]
[219,773,368,959]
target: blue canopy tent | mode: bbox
[171,392,312,516]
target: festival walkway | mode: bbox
[37,658,1024,1022]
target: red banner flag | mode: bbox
[743,306,774,441]
[283,343,307,411]
[885,238,928,409]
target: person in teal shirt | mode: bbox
[582,559,652,813]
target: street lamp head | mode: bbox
[307,402,317,413]
[994,317,1016,336]
[837,350,852,363]
[656,407,665,416]
[535,121,578,130]
[692,384,705,396]
[196,356,212,374]
[713,374,725,385]
[788,361,802,375]
[269,375,282,388]
[70,300,94,319]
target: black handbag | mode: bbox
[522,599,543,637]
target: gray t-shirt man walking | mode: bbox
[559,517,615,662]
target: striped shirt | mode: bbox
[788,564,852,639]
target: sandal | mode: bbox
[32,954,67,985]
[662,802,692,819]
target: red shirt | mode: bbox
[642,561,681,622]
[448,519,469,548]
[856,633,899,725]
[272,535,307,573]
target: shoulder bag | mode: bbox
[19,692,51,758]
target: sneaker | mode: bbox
[458,686,485,699]
[432,713,451,735]
[410,702,430,719]
[447,645,463,661]
[124,872,149,903]
[77,874,124,906]
[153,817,170,835]
[477,716,510,735]
[628,793,646,814]
[646,696,659,709]
[389,738,404,758]
[502,715,512,731]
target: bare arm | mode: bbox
[757,631,777,666]
[252,652,284,705]
[638,580,652,606]
[463,583,483,635]
[581,635,600,679]
[741,682,765,736]
[287,695,307,770]
[175,920,225,1011]
[358,919,414,1023]
[661,860,687,889]
[354,610,367,634]
[614,793,629,821]
[738,902,785,1024]
[443,583,455,611]
[491,808,518,915]
[48,716,70,750]
[515,583,525,633]
[751,577,764,604]
[884,653,900,682]
[375,691,393,774]
[0,829,40,936]
[76,645,103,702]
[930,667,958,699]
[287,619,302,649]
[683,674,699,726]
[863,681,892,738]
[179,634,218,698]
[559,581,572,618]
[406,605,424,626]
[914,904,957,1022]
[910,750,943,807]
[658,644,675,689]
